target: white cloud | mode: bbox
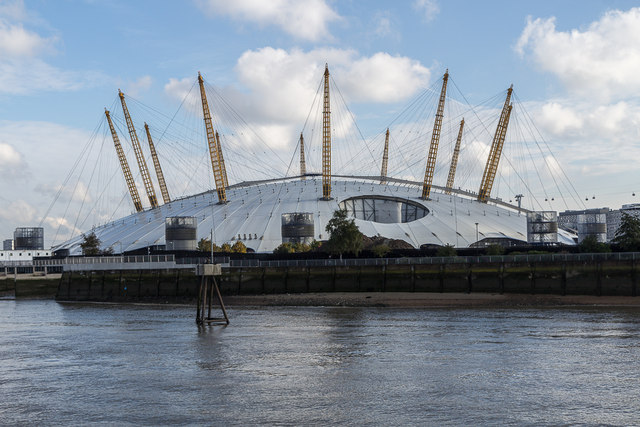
[196,0,341,42]
[235,47,430,107]
[372,12,395,39]
[163,47,431,178]
[0,58,97,95]
[0,21,55,57]
[0,1,102,95]
[124,75,153,97]
[0,199,36,223]
[0,0,28,22]
[340,52,430,103]
[165,47,430,140]
[413,0,439,22]
[0,142,24,169]
[42,216,81,240]
[35,181,91,204]
[519,99,640,178]
[516,8,640,101]
[538,102,583,135]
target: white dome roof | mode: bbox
[55,176,563,254]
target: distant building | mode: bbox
[14,227,44,250]
[606,204,640,242]
[527,211,558,244]
[0,249,52,263]
[2,239,13,250]
[558,208,609,243]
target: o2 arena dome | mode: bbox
[52,67,578,255]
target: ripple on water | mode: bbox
[1,302,640,425]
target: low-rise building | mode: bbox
[0,249,52,263]
[558,208,609,243]
[606,204,640,241]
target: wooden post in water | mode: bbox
[195,264,229,325]
[631,260,637,297]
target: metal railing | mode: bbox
[33,255,176,267]
[0,260,38,267]
[229,252,640,268]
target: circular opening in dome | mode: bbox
[339,195,429,224]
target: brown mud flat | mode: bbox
[221,292,640,308]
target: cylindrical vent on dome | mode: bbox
[165,216,197,250]
[281,212,314,244]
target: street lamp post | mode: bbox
[475,222,479,246]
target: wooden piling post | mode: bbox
[195,264,229,326]
[596,261,602,296]
[632,260,637,297]
[411,265,416,292]
[530,263,536,294]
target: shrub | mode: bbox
[436,244,457,257]
[371,244,390,258]
[485,244,505,256]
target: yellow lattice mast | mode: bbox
[322,64,332,200]
[144,123,171,204]
[380,128,389,184]
[445,119,465,195]
[478,85,513,203]
[118,90,158,209]
[421,70,449,200]
[299,132,306,180]
[197,72,227,204]
[105,109,143,212]
[215,131,229,188]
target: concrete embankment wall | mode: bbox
[1,275,61,298]
[54,260,638,302]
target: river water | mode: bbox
[1,300,639,425]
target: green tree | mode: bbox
[80,232,102,256]
[273,242,294,255]
[293,242,311,253]
[612,213,640,251]
[325,210,363,257]
[231,241,247,253]
[220,242,232,253]
[579,235,611,253]
[436,244,457,257]
[197,238,211,252]
[371,244,390,258]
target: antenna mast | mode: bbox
[421,70,449,200]
[478,85,513,203]
[321,64,332,200]
[215,131,229,188]
[198,72,227,204]
[445,119,464,195]
[299,132,306,179]
[119,90,158,208]
[144,123,171,204]
[380,128,389,184]
[105,109,143,212]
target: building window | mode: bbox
[339,196,429,224]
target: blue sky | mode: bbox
[1,0,640,246]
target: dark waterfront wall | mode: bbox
[54,259,639,302]
[1,277,59,298]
